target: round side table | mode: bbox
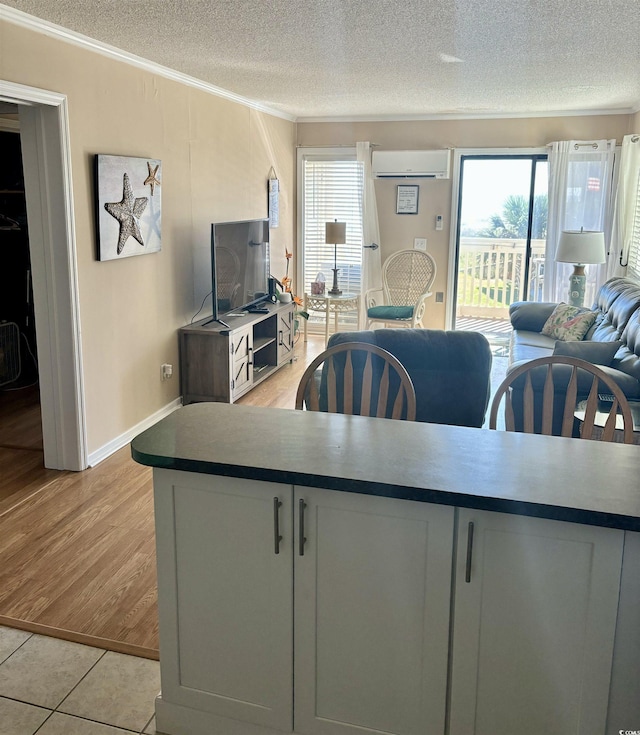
[303,292,361,346]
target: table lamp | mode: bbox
[326,220,346,296]
[555,229,606,307]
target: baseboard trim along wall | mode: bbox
[88,397,183,467]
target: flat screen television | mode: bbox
[210,218,270,323]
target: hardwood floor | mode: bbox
[0,335,325,660]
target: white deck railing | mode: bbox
[457,238,546,319]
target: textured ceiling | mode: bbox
[2,0,640,120]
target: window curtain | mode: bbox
[608,134,640,280]
[544,140,616,304]
[356,142,382,326]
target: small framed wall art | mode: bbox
[95,154,162,261]
[396,184,419,215]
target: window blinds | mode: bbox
[301,157,364,295]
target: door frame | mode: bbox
[0,80,87,470]
[446,147,547,330]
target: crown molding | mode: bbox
[296,108,637,124]
[0,5,296,122]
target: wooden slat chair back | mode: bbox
[295,342,417,420]
[365,249,437,328]
[489,355,634,443]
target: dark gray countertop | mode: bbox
[131,403,640,531]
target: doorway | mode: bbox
[0,129,42,460]
[0,80,87,471]
[451,154,548,356]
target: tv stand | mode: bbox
[179,301,294,404]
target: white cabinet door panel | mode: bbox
[154,471,293,731]
[449,509,623,735]
[294,487,454,735]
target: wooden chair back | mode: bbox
[489,355,634,443]
[295,342,417,420]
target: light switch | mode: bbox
[435,215,443,231]
[414,237,427,251]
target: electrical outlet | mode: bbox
[435,292,444,303]
[161,363,173,380]
[435,215,443,231]
[414,237,427,251]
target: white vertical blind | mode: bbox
[301,157,364,295]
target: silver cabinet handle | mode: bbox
[465,521,474,583]
[299,498,307,556]
[273,497,282,554]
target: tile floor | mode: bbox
[0,626,160,735]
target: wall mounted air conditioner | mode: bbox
[372,150,451,179]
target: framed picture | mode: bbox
[396,184,419,215]
[95,154,162,261]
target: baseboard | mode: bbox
[88,397,183,467]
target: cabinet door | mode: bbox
[294,487,454,735]
[277,306,293,364]
[230,327,252,400]
[154,470,293,731]
[449,509,624,735]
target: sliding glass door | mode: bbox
[453,155,548,349]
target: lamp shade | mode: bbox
[555,230,606,265]
[325,221,346,244]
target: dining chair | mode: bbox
[489,355,634,443]
[365,249,436,329]
[295,342,417,420]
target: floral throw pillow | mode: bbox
[541,303,598,341]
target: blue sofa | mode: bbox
[507,277,640,434]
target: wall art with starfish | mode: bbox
[96,154,162,261]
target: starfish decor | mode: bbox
[104,173,148,254]
[144,161,161,195]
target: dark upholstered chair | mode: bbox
[295,342,417,420]
[327,329,492,427]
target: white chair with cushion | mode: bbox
[365,249,436,329]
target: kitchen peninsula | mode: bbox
[132,403,640,735]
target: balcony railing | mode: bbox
[457,238,546,320]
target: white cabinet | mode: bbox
[151,471,625,735]
[449,509,624,735]
[153,471,454,735]
[294,487,454,735]
[153,471,293,731]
